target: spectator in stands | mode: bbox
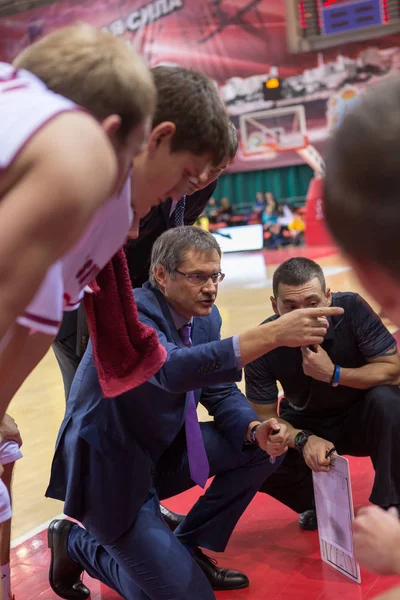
[217,197,234,223]
[265,192,277,211]
[205,198,218,223]
[262,203,282,249]
[288,209,305,246]
[244,257,400,532]
[277,204,294,228]
[253,192,266,214]
[194,212,210,231]
[261,205,278,227]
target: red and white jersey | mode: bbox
[17,175,133,335]
[0,62,77,169]
[0,63,133,337]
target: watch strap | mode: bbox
[249,423,260,445]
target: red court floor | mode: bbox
[11,457,399,599]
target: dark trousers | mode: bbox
[52,335,80,401]
[52,307,88,400]
[69,422,282,599]
[260,385,400,511]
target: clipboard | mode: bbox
[313,454,361,584]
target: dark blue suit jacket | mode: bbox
[47,283,258,544]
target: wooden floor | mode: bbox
[8,246,393,543]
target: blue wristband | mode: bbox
[331,365,341,387]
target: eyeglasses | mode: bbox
[175,269,225,285]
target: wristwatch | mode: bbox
[249,423,261,445]
[294,430,314,454]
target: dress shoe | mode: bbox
[48,519,90,599]
[159,504,185,531]
[299,508,318,530]
[194,548,249,591]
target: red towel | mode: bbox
[84,248,167,398]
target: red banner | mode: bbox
[1,0,399,172]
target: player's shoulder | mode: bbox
[332,291,364,311]
[260,314,279,326]
[30,111,116,172]
[18,111,117,209]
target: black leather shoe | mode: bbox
[159,504,185,531]
[299,509,318,531]
[48,519,90,599]
[194,548,249,591]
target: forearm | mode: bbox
[339,363,400,389]
[238,321,280,365]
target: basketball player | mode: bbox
[0,22,155,413]
[0,25,156,587]
[324,75,400,594]
[0,26,155,345]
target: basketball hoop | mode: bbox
[239,140,278,160]
[276,132,309,153]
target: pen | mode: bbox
[325,446,336,460]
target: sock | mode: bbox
[1,562,11,599]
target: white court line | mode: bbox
[11,513,64,549]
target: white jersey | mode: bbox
[17,176,133,335]
[0,63,133,336]
[0,62,77,169]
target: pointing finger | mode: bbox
[307,306,344,317]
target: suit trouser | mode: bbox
[260,385,400,512]
[68,422,282,599]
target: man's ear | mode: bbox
[326,287,332,306]
[153,264,168,289]
[147,122,176,155]
[101,114,122,143]
[271,296,279,315]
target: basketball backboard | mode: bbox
[238,104,325,175]
[239,105,308,160]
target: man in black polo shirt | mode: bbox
[245,257,400,526]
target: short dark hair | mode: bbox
[272,258,326,298]
[149,226,221,287]
[324,76,400,279]
[151,66,230,166]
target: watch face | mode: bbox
[295,431,311,452]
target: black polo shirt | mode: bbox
[244,292,396,417]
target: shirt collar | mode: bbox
[167,303,193,331]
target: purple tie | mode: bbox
[179,323,210,488]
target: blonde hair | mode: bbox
[14,24,156,141]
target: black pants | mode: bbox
[52,307,88,401]
[260,385,400,511]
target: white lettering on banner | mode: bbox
[103,0,184,36]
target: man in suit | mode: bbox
[46,226,343,600]
[52,72,239,402]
